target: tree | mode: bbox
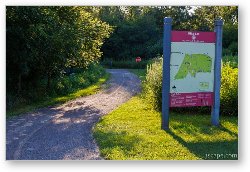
[99,6,193,61]
[99,6,238,61]
[192,6,238,55]
[6,6,112,95]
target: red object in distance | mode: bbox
[136,57,141,62]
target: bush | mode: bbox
[142,57,163,110]
[143,57,238,116]
[220,63,238,116]
[6,63,106,110]
[52,63,105,95]
[223,42,238,57]
[222,56,238,68]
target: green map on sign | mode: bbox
[174,54,212,80]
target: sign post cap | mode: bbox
[164,17,172,24]
[215,19,223,26]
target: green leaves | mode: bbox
[99,6,238,61]
[220,63,238,116]
[7,6,112,109]
[143,57,163,110]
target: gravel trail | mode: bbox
[6,69,141,160]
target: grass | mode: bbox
[93,96,238,160]
[128,69,146,81]
[94,67,238,160]
[7,73,110,118]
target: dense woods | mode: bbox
[99,6,238,61]
[6,6,112,110]
[6,6,238,112]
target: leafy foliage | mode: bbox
[98,6,238,62]
[142,57,163,110]
[7,64,108,116]
[6,6,112,110]
[51,64,106,96]
[189,6,238,56]
[220,63,238,116]
[222,56,238,68]
[100,11,161,60]
[7,6,112,89]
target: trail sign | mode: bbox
[162,17,223,130]
[170,31,216,107]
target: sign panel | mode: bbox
[170,31,216,107]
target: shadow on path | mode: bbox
[6,69,141,160]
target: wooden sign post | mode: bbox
[162,17,223,130]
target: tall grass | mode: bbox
[142,57,163,110]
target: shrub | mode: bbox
[220,62,238,116]
[222,56,238,68]
[142,57,163,110]
[6,63,106,110]
[143,57,238,116]
[53,63,105,95]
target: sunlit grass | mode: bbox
[7,73,110,118]
[93,96,238,160]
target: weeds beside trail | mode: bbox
[7,64,109,117]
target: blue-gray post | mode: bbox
[162,17,172,130]
[211,19,223,126]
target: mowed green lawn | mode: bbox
[93,96,238,160]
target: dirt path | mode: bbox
[6,69,141,160]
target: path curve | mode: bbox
[6,69,141,160]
